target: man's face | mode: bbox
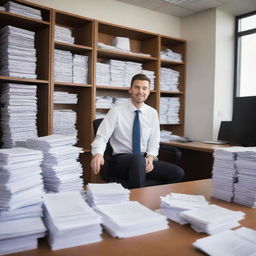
[129,80,150,105]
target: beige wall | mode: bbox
[27,0,181,37]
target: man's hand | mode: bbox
[145,155,154,173]
[91,154,104,175]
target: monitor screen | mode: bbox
[217,121,232,142]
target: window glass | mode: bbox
[238,14,256,32]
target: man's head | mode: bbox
[129,74,151,108]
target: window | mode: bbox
[234,11,256,97]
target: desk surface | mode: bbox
[161,141,230,153]
[9,180,256,256]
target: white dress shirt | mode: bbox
[91,100,160,157]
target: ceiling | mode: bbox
[116,0,256,17]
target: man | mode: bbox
[91,74,184,188]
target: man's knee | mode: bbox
[174,165,185,182]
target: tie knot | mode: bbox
[135,110,141,114]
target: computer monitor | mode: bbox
[217,121,232,142]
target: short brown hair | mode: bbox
[130,73,150,87]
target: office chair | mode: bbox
[93,118,182,188]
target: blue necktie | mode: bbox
[132,110,141,154]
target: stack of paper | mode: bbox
[4,1,42,20]
[160,48,182,62]
[112,37,130,51]
[112,97,129,107]
[95,111,107,119]
[0,217,46,255]
[1,83,38,148]
[0,25,37,79]
[55,25,74,44]
[180,204,245,235]
[159,193,209,224]
[95,201,169,238]
[212,147,239,202]
[96,62,110,85]
[53,110,77,140]
[73,54,88,84]
[96,96,113,109]
[124,61,142,87]
[43,191,102,250]
[54,91,77,104]
[142,69,155,90]
[25,135,83,193]
[160,130,181,142]
[160,97,180,124]
[109,59,126,87]
[0,147,46,255]
[86,183,130,207]
[193,227,256,255]
[160,67,180,92]
[234,148,256,207]
[54,49,73,82]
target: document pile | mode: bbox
[180,204,245,235]
[193,227,256,256]
[95,111,107,119]
[160,97,180,124]
[1,83,38,148]
[112,97,129,107]
[0,147,46,255]
[142,69,155,90]
[234,148,256,207]
[54,91,78,104]
[112,36,130,51]
[43,191,102,250]
[159,193,209,224]
[25,135,83,193]
[53,109,77,140]
[55,25,74,44]
[110,59,126,87]
[160,48,182,62]
[160,67,180,92]
[124,61,142,87]
[160,130,180,142]
[4,1,42,20]
[95,201,169,238]
[73,54,88,84]
[54,49,73,83]
[96,62,110,85]
[86,183,130,207]
[96,96,113,109]
[0,25,37,79]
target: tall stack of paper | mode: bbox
[234,148,256,207]
[96,62,110,85]
[0,25,37,79]
[4,1,42,20]
[159,193,209,224]
[95,201,169,238]
[73,54,88,84]
[43,191,102,250]
[124,61,142,87]
[96,96,113,109]
[160,97,180,124]
[109,59,125,87]
[180,205,245,235]
[112,97,129,107]
[0,147,46,255]
[160,67,180,92]
[54,49,73,83]
[55,25,74,44]
[160,48,182,62]
[86,183,130,207]
[1,83,38,148]
[54,91,77,104]
[212,147,245,202]
[193,227,256,255]
[142,69,155,90]
[25,135,83,193]
[53,110,77,140]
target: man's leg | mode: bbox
[146,160,184,184]
[111,154,146,188]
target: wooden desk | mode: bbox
[9,180,256,256]
[159,141,230,181]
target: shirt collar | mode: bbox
[128,99,147,113]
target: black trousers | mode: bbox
[110,154,185,189]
